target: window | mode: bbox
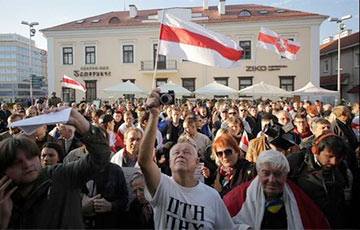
[214,77,229,86]
[239,41,251,59]
[85,46,96,64]
[156,78,167,87]
[122,79,135,83]
[85,80,97,101]
[123,45,134,63]
[63,47,73,65]
[62,87,75,102]
[239,10,251,17]
[324,60,329,73]
[355,53,359,67]
[238,77,253,89]
[153,44,166,69]
[182,78,196,92]
[109,17,120,24]
[279,76,295,91]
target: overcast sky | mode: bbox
[0,0,358,50]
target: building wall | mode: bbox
[45,16,324,102]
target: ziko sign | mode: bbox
[74,66,111,77]
[246,65,287,71]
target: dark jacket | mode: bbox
[214,158,257,197]
[9,125,111,229]
[83,163,128,229]
[333,119,359,151]
[287,149,350,229]
[127,199,154,229]
[56,136,83,157]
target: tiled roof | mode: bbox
[320,32,359,55]
[320,73,349,85]
[41,4,327,32]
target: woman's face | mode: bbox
[108,120,115,131]
[41,147,60,167]
[215,146,238,168]
[228,123,241,136]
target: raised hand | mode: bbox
[0,175,17,228]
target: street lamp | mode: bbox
[21,20,39,105]
[328,15,352,105]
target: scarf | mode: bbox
[220,166,234,187]
[233,176,304,230]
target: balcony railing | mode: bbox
[140,60,178,71]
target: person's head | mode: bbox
[183,116,198,137]
[0,137,41,186]
[249,106,258,118]
[310,118,331,137]
[220,108,229,121]
[124,111,134,125]
[332,105,351,123]
[113,110,123,123]
[293,101,300,111]
[124,127,143,155]
[198,106,207,117]
[352,102,359,115]
[256,150,289,200]
[57,123,75,139]
[138,110,150,127]
[8,113,23,135]
[261,113,277,131]
[212,132,241,167]
[275,110,291,126]
[51,91,56,97]
[99,114,115,132]
[126,102,134,111]
[25,105,37,117]
[238,104,248,119]
[265,104,273,114]
[91,109,104,125]
[34,125,48,141]
[228,106,239,118]
[293,113,308,133]
[130,172,147,204]
[311,132,345,169]
[169,141,199,175]
[226,117,244,137]
[1,103,8,111]
[171,107,181,123]
[40,142,63,167]
[13,103,22,112]
[323,104,332,112]
[194,115,203,129]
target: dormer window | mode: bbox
[276,9,286,13]
[92,19,101,23]
[259,10,268,14]
[75,20,85,24]
[109,17,120,24]
[239,10,251,17]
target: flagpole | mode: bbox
[152,9,166,89]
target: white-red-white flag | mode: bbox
[239,130,249,153]
[159,12,243,68]
[61,75,87,92]
[257,27,301,60]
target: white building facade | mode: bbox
[41,2,327,103]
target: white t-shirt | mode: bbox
[145,174,234,230]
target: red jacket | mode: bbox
[223,179,330,229]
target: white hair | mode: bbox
[256,150,290,174]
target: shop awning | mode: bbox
[347,85,359,93]
[320,73,349,85]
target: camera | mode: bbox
[159,90,175,105]
[263,121,296,150]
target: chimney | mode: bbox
[129,5,137,18]
[218,0,226,15]
[322,36,333,44]
[203,0,209,10]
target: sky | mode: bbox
[0,0,358,50]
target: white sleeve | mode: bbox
[144,173,168,206]
[214,193,235,229]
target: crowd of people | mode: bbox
[0,91,359,229]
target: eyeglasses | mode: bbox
[229,112,237,115]
[239,109,247,112]
[216,149,233,157]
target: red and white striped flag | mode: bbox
[159,12,243,68]
[61,75,87,92]
[257,27,301,60]
[239,130,249,153]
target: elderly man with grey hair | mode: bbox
[224,150,330,230]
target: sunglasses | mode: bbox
[216,149,233,157]
[229,112,237,115]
